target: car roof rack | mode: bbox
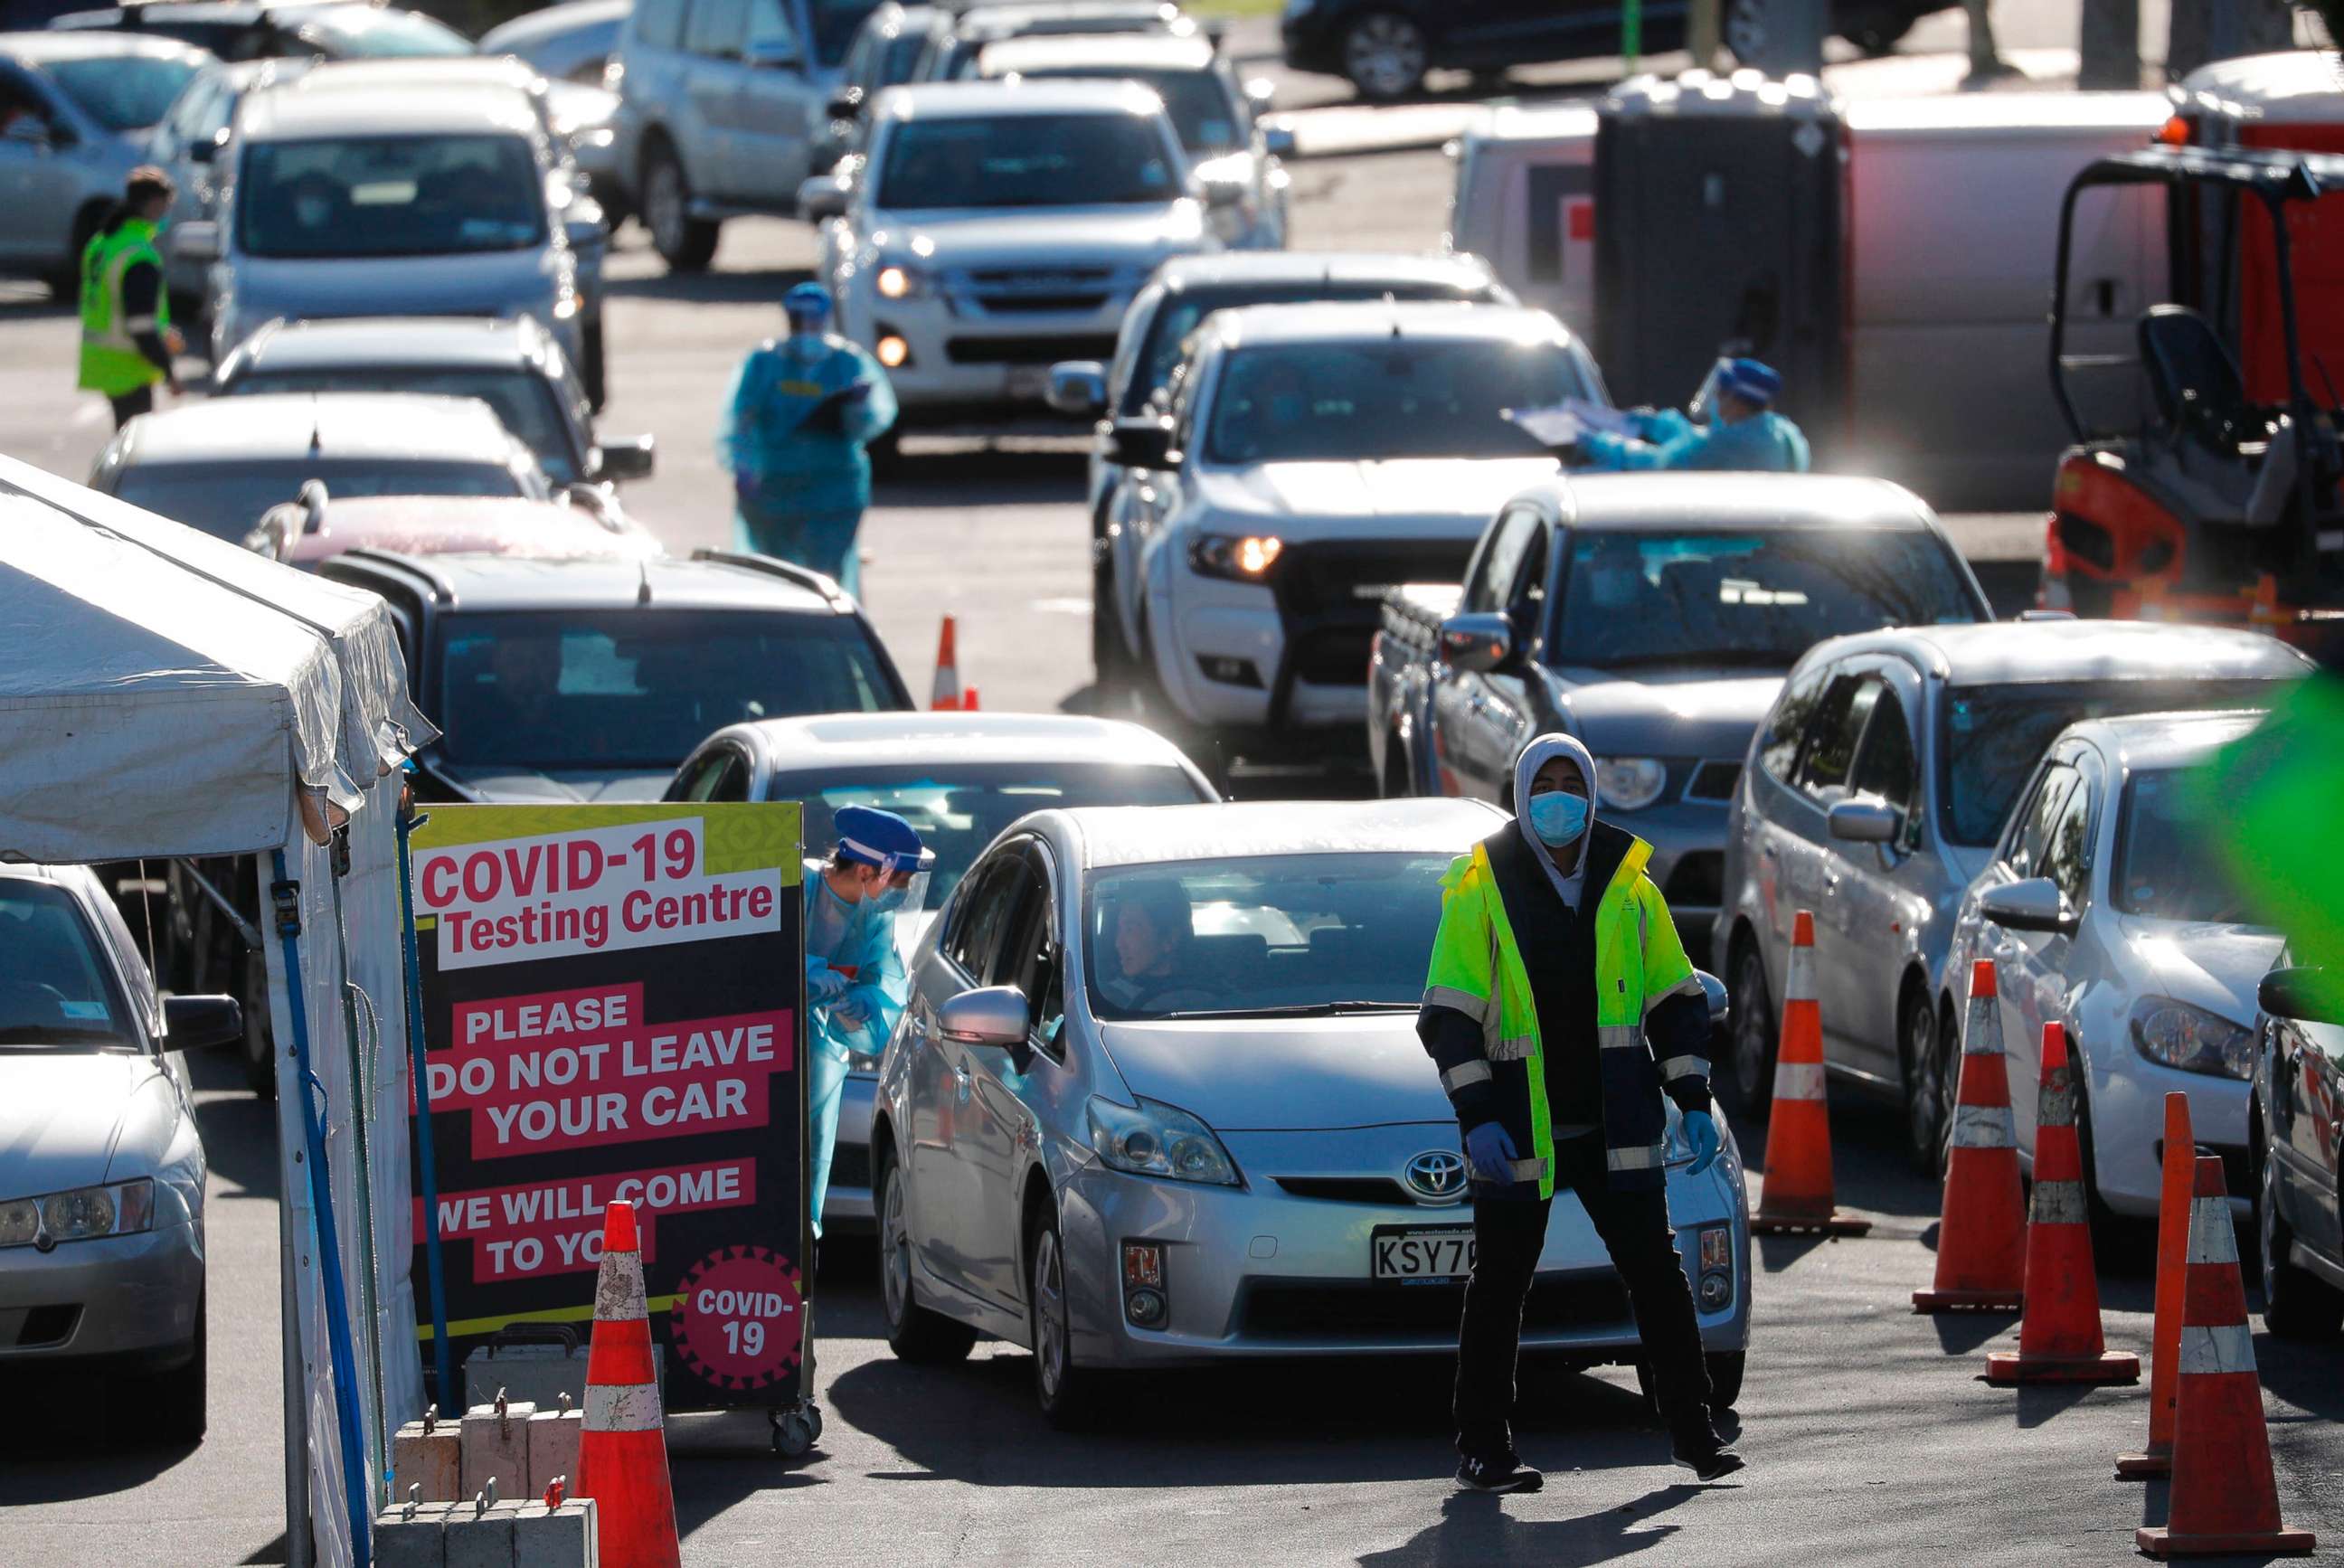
[335,547,458,606]
[690,547,853,611]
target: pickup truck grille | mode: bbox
[944,264,1134,317]
[1271,540,1477,693]
[945,334,1119,364]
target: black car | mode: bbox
[2252,959,2344,1338]
[1281,0,1947,101]
[47,0,471,61]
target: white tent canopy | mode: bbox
[1,455,429,1568]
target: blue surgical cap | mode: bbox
[833,805,932,874]
[1718,357,1782,405]
[784,281,833,322]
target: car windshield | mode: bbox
[238,134,547,259]
[435,611,901,770]
[45,54,203,130]
[291,5,474,56]
[877,111,1178,208]
[114,459,530,539]
[811,0,884,65]
[1551,529,1982,672]
[2114,768,2254,922]
[769,762,1207,904]
[1084,852,1451,1022]
[1940,679,2293,846]
[879,25,929,82]
[0,883,137,1052]
[1008,66,1240,153]
[1204,339,1591,463]
[1124,282,1488,414]
[226,368,583,480]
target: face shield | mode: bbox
[870,864,931,918]
[1685,357,1728,427]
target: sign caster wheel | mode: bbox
[771,1402,822,1458]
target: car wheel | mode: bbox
[241,947,277,1100]
[1722,0,1767,63]
[641,140,718,273]
[1026,1204,1098,1429]
[1900,987,1952,1178]
[1705,1349,1745,1412]
[1838,9,1915,55]
[2259,1147,2344,1338]
[149,1289,208,1444]
[876,1148,977,1363]
[1726,940,1777,1120]
[1341,13,1430,102]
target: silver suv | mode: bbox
[1710,620,2311,1175]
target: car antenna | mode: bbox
[636,557,653,606]
[308,397,324,456]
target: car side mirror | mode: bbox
[1108,415,1173,469]
[189,131,222,165]
[796,174,849,222]
[594,433,656,480]
[826,90,861,121]
[1261,122,1297,160]
[1047,360,1108,418]
[296,477,329,534]
[2259,965,2344,1026]
[1694,968,1727,1028]
[938,985,1029,1047]
[1827,798,1899,845]
[171,220,221,264]
[1437,611,1512,675]
[164,993,243,1051]
[1979,876,2076,935]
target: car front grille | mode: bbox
[1664,851,1724,910]
[1290,627,1378,687]
[5,1304,80,1349]
[944,334,1120,365]
[1684,760,1742,803]
[1271,540,1477,624]
[1240,1273,1631,1341]
[945,265,1133,317]
[1273,1176,1415,1204]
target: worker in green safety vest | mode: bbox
[79,165,184,430]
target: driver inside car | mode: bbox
[1098,877,1207,1013]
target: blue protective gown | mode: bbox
[1579,407,1811,474]
[718,333,899,599]
[801,860,909,1237]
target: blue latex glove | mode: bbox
[807,960,848,1002]
[832,996,870,1032]
[1683,1110,1722,1176]
[1463,1121,1518,1185]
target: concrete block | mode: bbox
[460,1396,535,1498]
[392,1413,461,1504]
[525,1405,583,1497]
[442,1501,516,1568]
[511,1497,598,1568]
[373,1500,453,1568]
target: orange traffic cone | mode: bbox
[1913,960,2025,1312]
[2118,1092,2196,1477]
[1984,1024,2138,1384]
[573,1201,681,1568]
[2136,1156,2317,1558]
[960,686,978,711]
[1752,912,1870,1237]
[931,616,961,710]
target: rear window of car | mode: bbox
[44,53,204,131]
[225,367,583,481]
[113,459,532,539]
[237,133,548,259]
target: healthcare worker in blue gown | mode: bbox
[1577,356,1810,474]
[718,281,898,598]
[803,806,932,1237]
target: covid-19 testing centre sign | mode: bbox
[403,803,809,1413]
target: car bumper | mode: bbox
[824,1070,878,1233]
[2083,1059,2253,1219]
[847,292,1136,417]
[1054,1124,1750,1366]
[0,1219,203,1371]
[1598,795,1731,967]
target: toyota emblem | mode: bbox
[1404,1148,1469,1202]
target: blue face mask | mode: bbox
[1526,790,1589,848]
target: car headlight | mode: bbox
[2131,997,2255,1080]
[1189,532,1282,581]
[1087,1096,1240,1185]
[1595,757,1668,812]
[0,1177,156,1250]
[873,257,930,300]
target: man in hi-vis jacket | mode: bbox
[1418,732,1743,1491]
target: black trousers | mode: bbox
[1453,1131,1711,1459]
[108,385,155,429]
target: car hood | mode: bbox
[1200,458,1559,539]
[229,248,565,321]
[0,1054,160,1199]
[1096,1015,1446,1131]
[878,203,1205,268]
[1544,667,1785,761]
[430,761,672,804]
[2114,916,2286,1025]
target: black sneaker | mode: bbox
[1669,1419,1744,1482]
[1455,1452,1545,1494]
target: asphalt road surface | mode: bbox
[4,72,2341,1566]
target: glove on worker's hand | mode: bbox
[1463,1122,1517,1185]
[831,997,870,1032]
[1683,1110,1722,1176]
[807,960,848,1002]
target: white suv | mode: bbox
[802,78,1219,424]
[1099,301,1600,761]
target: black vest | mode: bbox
[1482,821,1634,1128]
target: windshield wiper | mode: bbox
[1157,1000,1416,1019]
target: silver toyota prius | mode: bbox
[871,798,1753,1425]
